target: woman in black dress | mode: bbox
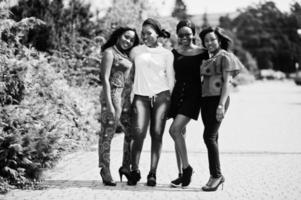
[169,20,208,188]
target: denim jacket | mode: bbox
[200,49,244,97]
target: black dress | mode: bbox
[168,49,208,120]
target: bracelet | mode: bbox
[217,104,224,109]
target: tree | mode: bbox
[172,0,188,20]
[201,12,210,29]
[228,1,301,73]
[100,0,158,38]
[10,0,96,50]
[219,14,232,30]
[285,2,301,68]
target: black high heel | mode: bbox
[100,168,116,186]
[127,170,141,186]
[119,166,131,182]
[202,175,225,192]
[182,165,193,188]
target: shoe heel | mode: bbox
[119,167,131,182]
[119,171,123,182]
[100,168,116,186]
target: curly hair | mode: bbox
[101,27,139,53]
[199,26,232,51]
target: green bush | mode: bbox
[0,52,25,105]
[0,40,100,192]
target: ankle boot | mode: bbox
[182,165,193,187]
[146,172,156,187]
[119,166,131,182]
[170,173,182,187]
[127,169,141,186]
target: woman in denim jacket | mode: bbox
[199,26,243,191]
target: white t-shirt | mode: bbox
[130,44,175,96]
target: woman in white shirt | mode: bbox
[128,18,175,187]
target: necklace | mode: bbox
[209,48,221,58]
[113,45,128,58]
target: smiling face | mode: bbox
[117,30,136,51]
[177,26,194,46]
[141,25,159,47]
[204,31,220,54]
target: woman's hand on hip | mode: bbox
[216,105,225,122]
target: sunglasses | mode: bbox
[178,33,193,38]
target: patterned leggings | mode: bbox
[98,86,132,172]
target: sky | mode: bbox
[151,0,293,15]
[85,0,294,16]
[5,0,295,16]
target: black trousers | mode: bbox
[200,96,230,178]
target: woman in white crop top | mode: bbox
[127,18,175,187]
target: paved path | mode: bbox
[3,80,301,200]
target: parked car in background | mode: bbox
[294,71,301,85]
[258,69,286,80]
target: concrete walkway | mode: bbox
[3,80,301,200]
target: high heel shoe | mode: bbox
[202,175,225,192]
[182,165,193,188]
[170,173,182,188]
[127,169,141,186]
[100,168,116,186]
[118,166,131,182]
[205,176,213,186]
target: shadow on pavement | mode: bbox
[42,180,201,192]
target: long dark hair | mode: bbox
[199,26,232,51]
[101,27,139,52]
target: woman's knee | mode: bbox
[150,131,163,143]
[203,132,217,145]
[169,124,182,139]
[132,126,146,142]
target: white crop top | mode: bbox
[130,44,175,96]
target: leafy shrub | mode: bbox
[0,53,25,105]
[0,176,11,194]
[0,40,100,191]
[10,0,96,51]
[1,17,50,51]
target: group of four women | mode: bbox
[98,18,242,192]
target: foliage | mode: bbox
[222,1,301,73]
[0,51,25,105]
[49,36,103,87]
[201,12,210,29]
[0,16,100,191]
[99,0,159,38]
[10,0,96,50]
[1,16,49,51]
[172,0,189,20]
